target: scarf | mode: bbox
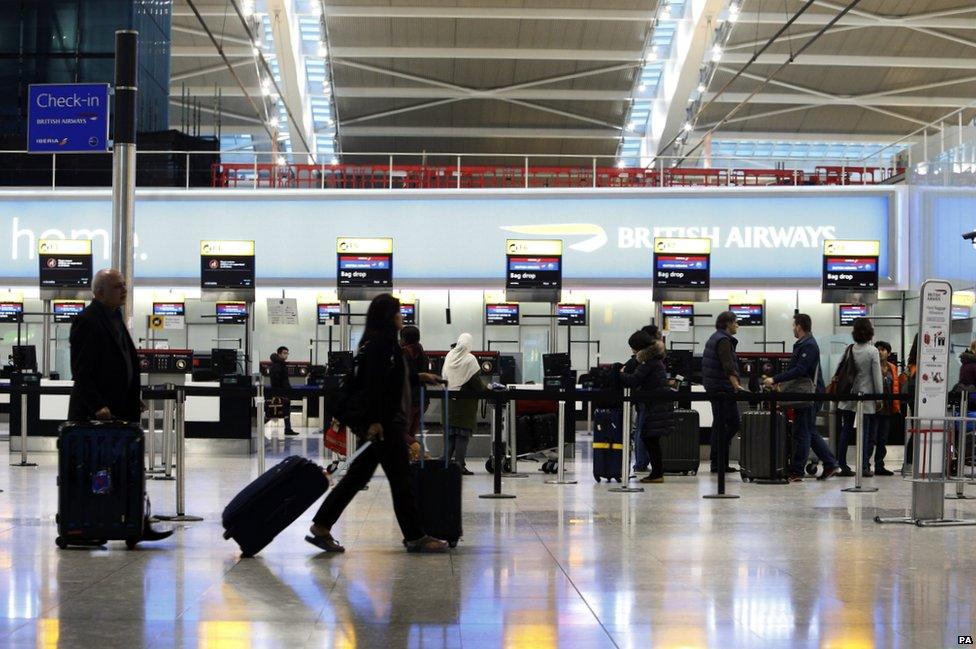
[441,333,481,388]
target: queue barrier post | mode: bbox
[155,386,203,522]
[155,384,176,481]
[609,389,642,493]
[480,392,516,498]
[146,398,162,474]
[843,395,878,493]
[11,389,37,468]
[504,397,529,478]
[255,378,266,476]
[704,391,739,499]
[546,400,576,485]
[946,390,974,500]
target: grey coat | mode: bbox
[838,342,884,414]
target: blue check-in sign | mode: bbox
[27,83,110,153]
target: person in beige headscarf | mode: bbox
[441,333,487,475]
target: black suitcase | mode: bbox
[739,410,790,482]
[661,409,700,475]
[56,421,146,549]
[592,407,623,482]
[222,456,330,557]
[413,384,462,547]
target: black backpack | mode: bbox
[324,344,369,432]
[829,345,858,396]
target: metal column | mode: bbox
[110,30,138,320]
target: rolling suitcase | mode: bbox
[412,384,462,548]
[739,409,790,482]
[222,455,330,557]
[592,407,623,482]
[56,421,146,550]
[661,409,700,475]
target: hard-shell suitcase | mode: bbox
[56,421,147,550]
[661,409,700,475]
[413,384,462,547]
[592,407,623,482]
[739,410,790,482]
[222,456,330,557]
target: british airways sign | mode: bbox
[27,83,110,153]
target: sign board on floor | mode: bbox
[915,279,953,476]
[27,83,110,153]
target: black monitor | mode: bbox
[200,241,255,290]
[211,348,238,377]
[400,303,416,325]
[53,300,85,323]
[730,303,764,327]
[952,305,971,320]
[216,301,248,324]
[337,253,392,288]
[38,240,93,289]
[317,302,341,325]
[0,302,23,323]
[556,303,586,326]
[12,345,37,371]
[327,351,355,376]
[543,352,571,377]
[666,349,693,379]
[152,302,185,316]
[839,304,869,326]
[661,303,694,317]
[506,255,561,290]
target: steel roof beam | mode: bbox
[267,0,315,157]
[171,24,252,45]
[736,11,976,29]
[722,53,976,69]
[170,59,253,81]
[320,6,654,21]
[329,47,643,61]
[340,126,619,139]
[703,92,976,109]
[329,87,633,101]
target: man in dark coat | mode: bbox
[619,334,674,483]
[68,268,172,542]
[267,346,297,435]
[701,311,742,474]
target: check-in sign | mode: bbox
[27,83,110,153]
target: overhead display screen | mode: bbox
[336,238,393,288]
[839,304,869,326]
[661,303,694,317]
[53,300,85,323]
[730,303,764,327]
[317,302,341,325]
[200,240,255,290]
[952,305,971,320]
[0,301,23,323]
[38,239,92,289]
[486,303,520,326]
[556,303,586,326]
[653,238,711,291]
[505,239,562,290]
[822,240,880,292]
[216,301,248,324]
[152,302,185,316]
[400,303,416,325]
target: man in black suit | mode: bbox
[69,268,172,542]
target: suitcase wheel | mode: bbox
[503,458,512,473]
[805,462,818,476]
[448,540,459,549]
[125,539,139,551]
[485,458,494,473]
[740,473,749,483]
[692,470,698,476]
[682,471,689,476]
[55,537,67,550]
[222,530,233,541]
[594,477,601,483]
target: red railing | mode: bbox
[211,162,904,190]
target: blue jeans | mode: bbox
[837,409,876,470]
[632,405,650,470]
[866,414,889,470]
[791,405,838,475]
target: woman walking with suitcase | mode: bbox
[619,332,675,483]
[306,294,448,554]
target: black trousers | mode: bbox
[312,432,425,541]
[709,396,740,470]
[642,435,664,479]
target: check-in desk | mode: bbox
[9,378,72,452]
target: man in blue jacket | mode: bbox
[702,311,742,474]
[763,313,840,481]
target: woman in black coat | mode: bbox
[619,332,675,483]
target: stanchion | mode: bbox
[609,389,642,492]
[546,400,577,485]
[704,393,739,499]
[843,396,877,493]
[503,398,529,478]
[481,393,516,498]
[155,386,203,522]
[947,390,973,500]
[255,379,266,476]
[155,384,176,481]
[11,391,37,468]
[146,398,162,474]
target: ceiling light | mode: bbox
[729,2,742,22]
[330,157,339,165]
[645,47,657,61]
[252,47,260,56]
[660,1,671,19]
[317,43,328,58]
[683,122,694,132]
[697,82,707,94]
[242,0,254,18]
[616,161,626,168]
[261,79,272,96]
[710,45,723,62]
[638,83,647,92]
[268,116,280,128]
[276,155,286,166]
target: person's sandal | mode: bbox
[405,535,449,553]
[305,532,345,553]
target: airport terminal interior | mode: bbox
[2,0,976,647]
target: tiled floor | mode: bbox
[2,430,975,648]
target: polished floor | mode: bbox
[1,429,975,649]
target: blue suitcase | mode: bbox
[56,421,146,549]
[592,408,623,482]
[223,456,329,557]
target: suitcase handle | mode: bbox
[418,383,450,468]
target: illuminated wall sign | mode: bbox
[505,239,562,291]
[336,237,393,288]
[53,300,85,322]
[200,240,255,290]
[486,303,519,326]
[38,238,92,289]
[556,303,586,326]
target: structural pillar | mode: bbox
[111,30,138,321]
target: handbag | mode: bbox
[324,344,370,433]
[778,361,819,408]
[324,418,348,456]
[827,345,857,396]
